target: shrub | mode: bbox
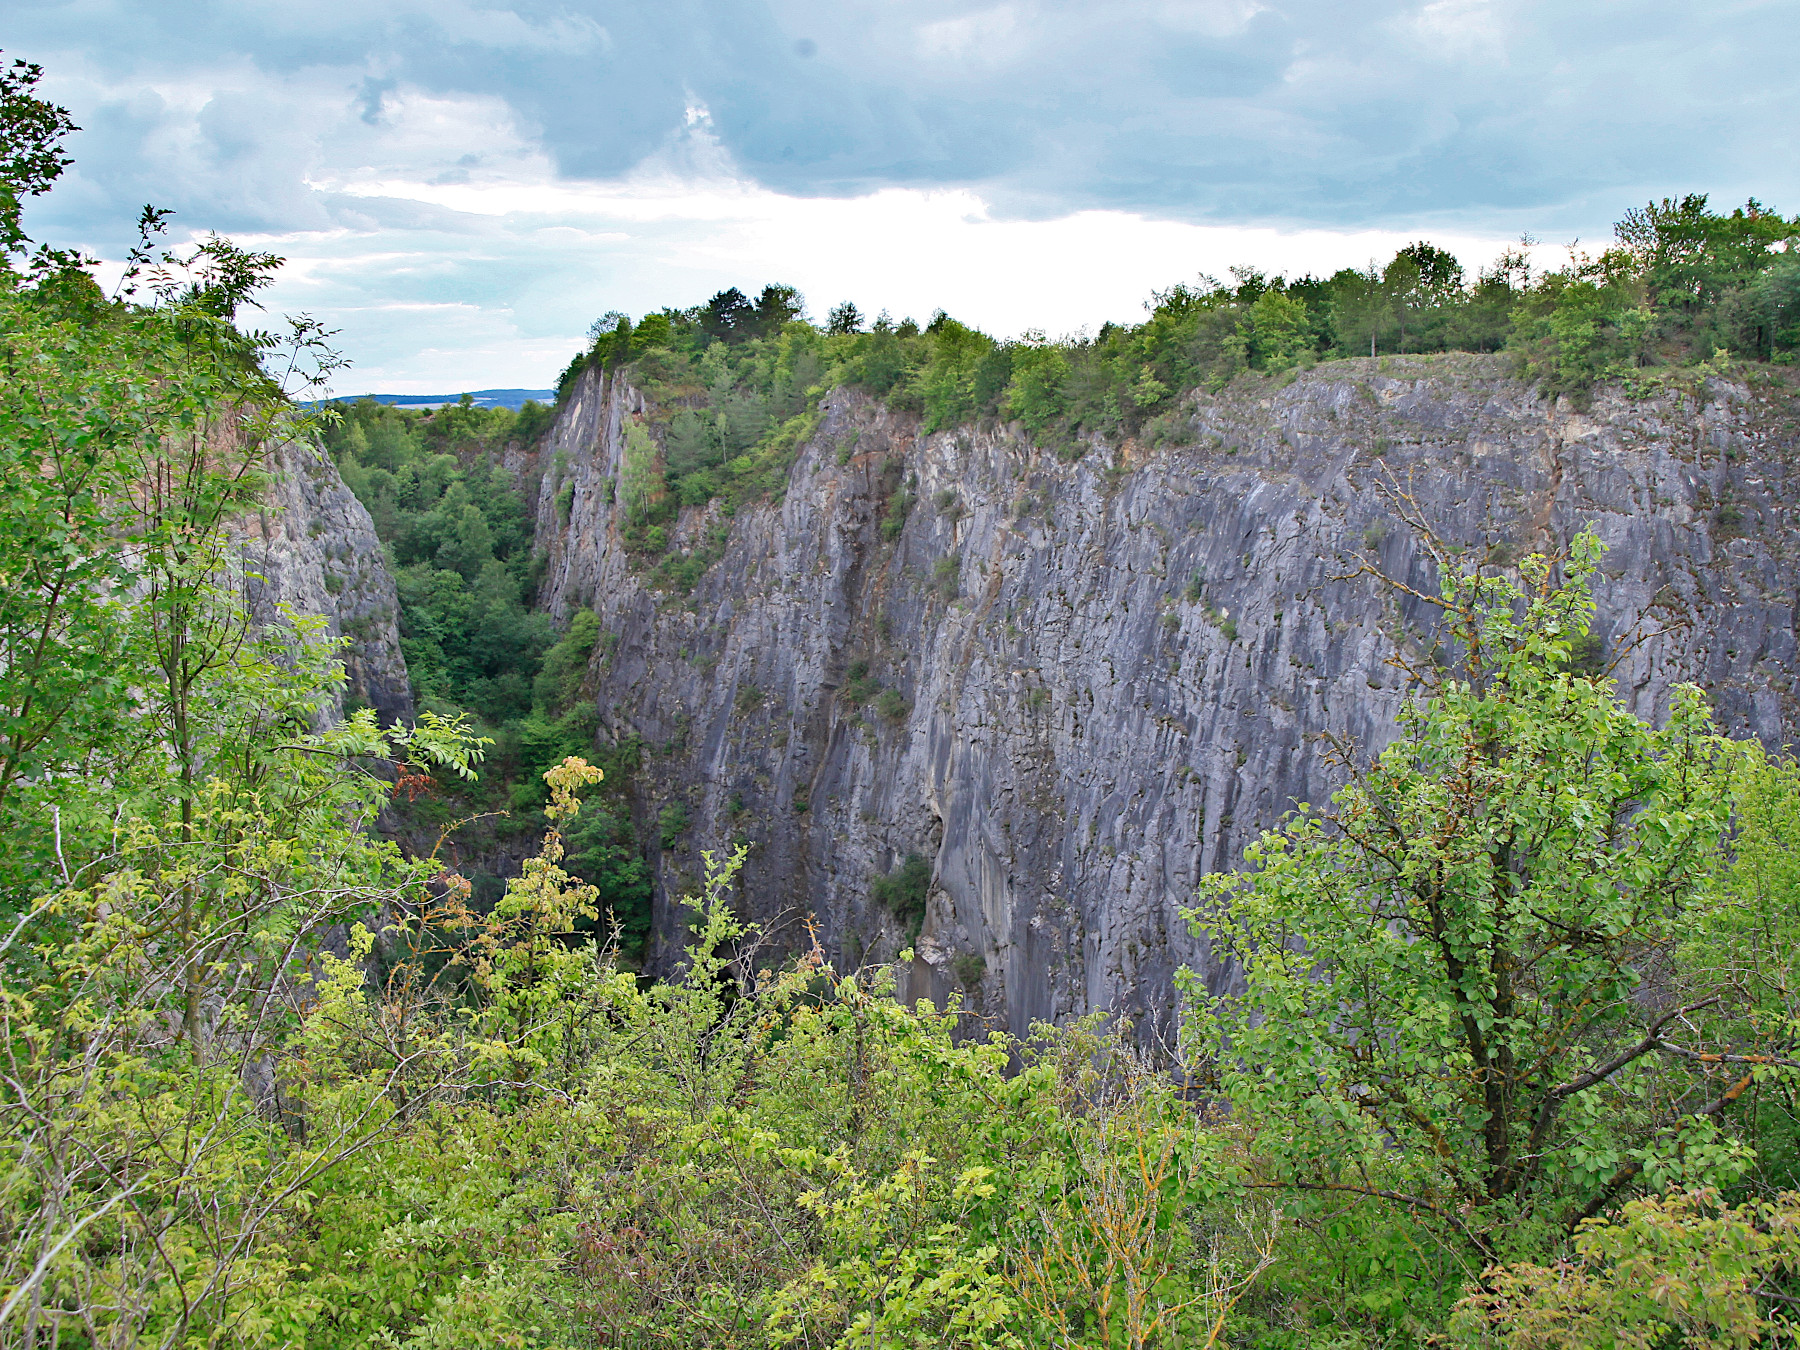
[882,478,913,541]
[1450,1189,1800,1348]
[657,801,689,849]
[533,608,602,714]
[843,659,881,704]
[1144,409,1197,447]
[932,554,960,600]
[871,852,931,931]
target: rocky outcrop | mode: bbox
[240,438,412,724]
[533,353,1800,1045]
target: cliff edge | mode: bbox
[532,352,1799,1042]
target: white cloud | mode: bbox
[13,0,1786,392]
[1148,0,1270,38]
[428,5,611,54]
[916,6,1024,64]
[329,85,550,180]
[1405,0,1507,61]
[252,141,1533,391]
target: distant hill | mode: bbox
[322,388,555,412]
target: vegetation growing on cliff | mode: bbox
[3,56,1799,1350]
[554,197,1798,595]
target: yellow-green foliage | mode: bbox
[8,63,1800,1347]
[154,824,1265,1350]
[1450,1189,1800,1348]
[620,417,665,525]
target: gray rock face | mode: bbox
[240,438,412,724]
[533,354,1800,1044]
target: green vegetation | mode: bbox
[841,659,882,704]
[1182,527,1800,1338]
[932,552,961,600]
[1453,1188,1800,1345]
[953,950,987,987]
[657,800,690,850]
[870,852,932,933]
[324,397,549,724]
[320,398,656,951]
[2,60,1798,1349]
[558,196,1797,598]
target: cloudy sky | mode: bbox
[10,1,1797,391]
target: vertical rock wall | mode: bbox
[240,438,412,724]
[532,354,1800,1042]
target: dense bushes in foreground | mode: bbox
[3,54,1800,1348]
[3,540,1799,1345]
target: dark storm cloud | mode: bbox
[8,0,1797,249]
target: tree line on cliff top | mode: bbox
[3,51,1800,1347]
[549,195,1799,578]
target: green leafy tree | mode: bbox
[1674,752,1800,1201]
[1615,193,1799,313]
[0,53,76,255]
[753,282,805,335]
[1721,254,1800,359]
[620,416,665,525]
[1005,336,1071,437]
[563,795,654,956]
[827,300,864,335]
[1184,524,1743,1259]
[1327,263,1392,358]
[0,270,141,863]
[701,286,755,343]
[1384,241,1467,351]
[1240,287,1312,371]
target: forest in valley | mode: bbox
[4,50,1800,1348]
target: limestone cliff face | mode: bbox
[533,353,1800,1043]
[240,438,412,724]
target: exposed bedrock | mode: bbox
[532,353,1800,1045]
[241,438,413,725]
